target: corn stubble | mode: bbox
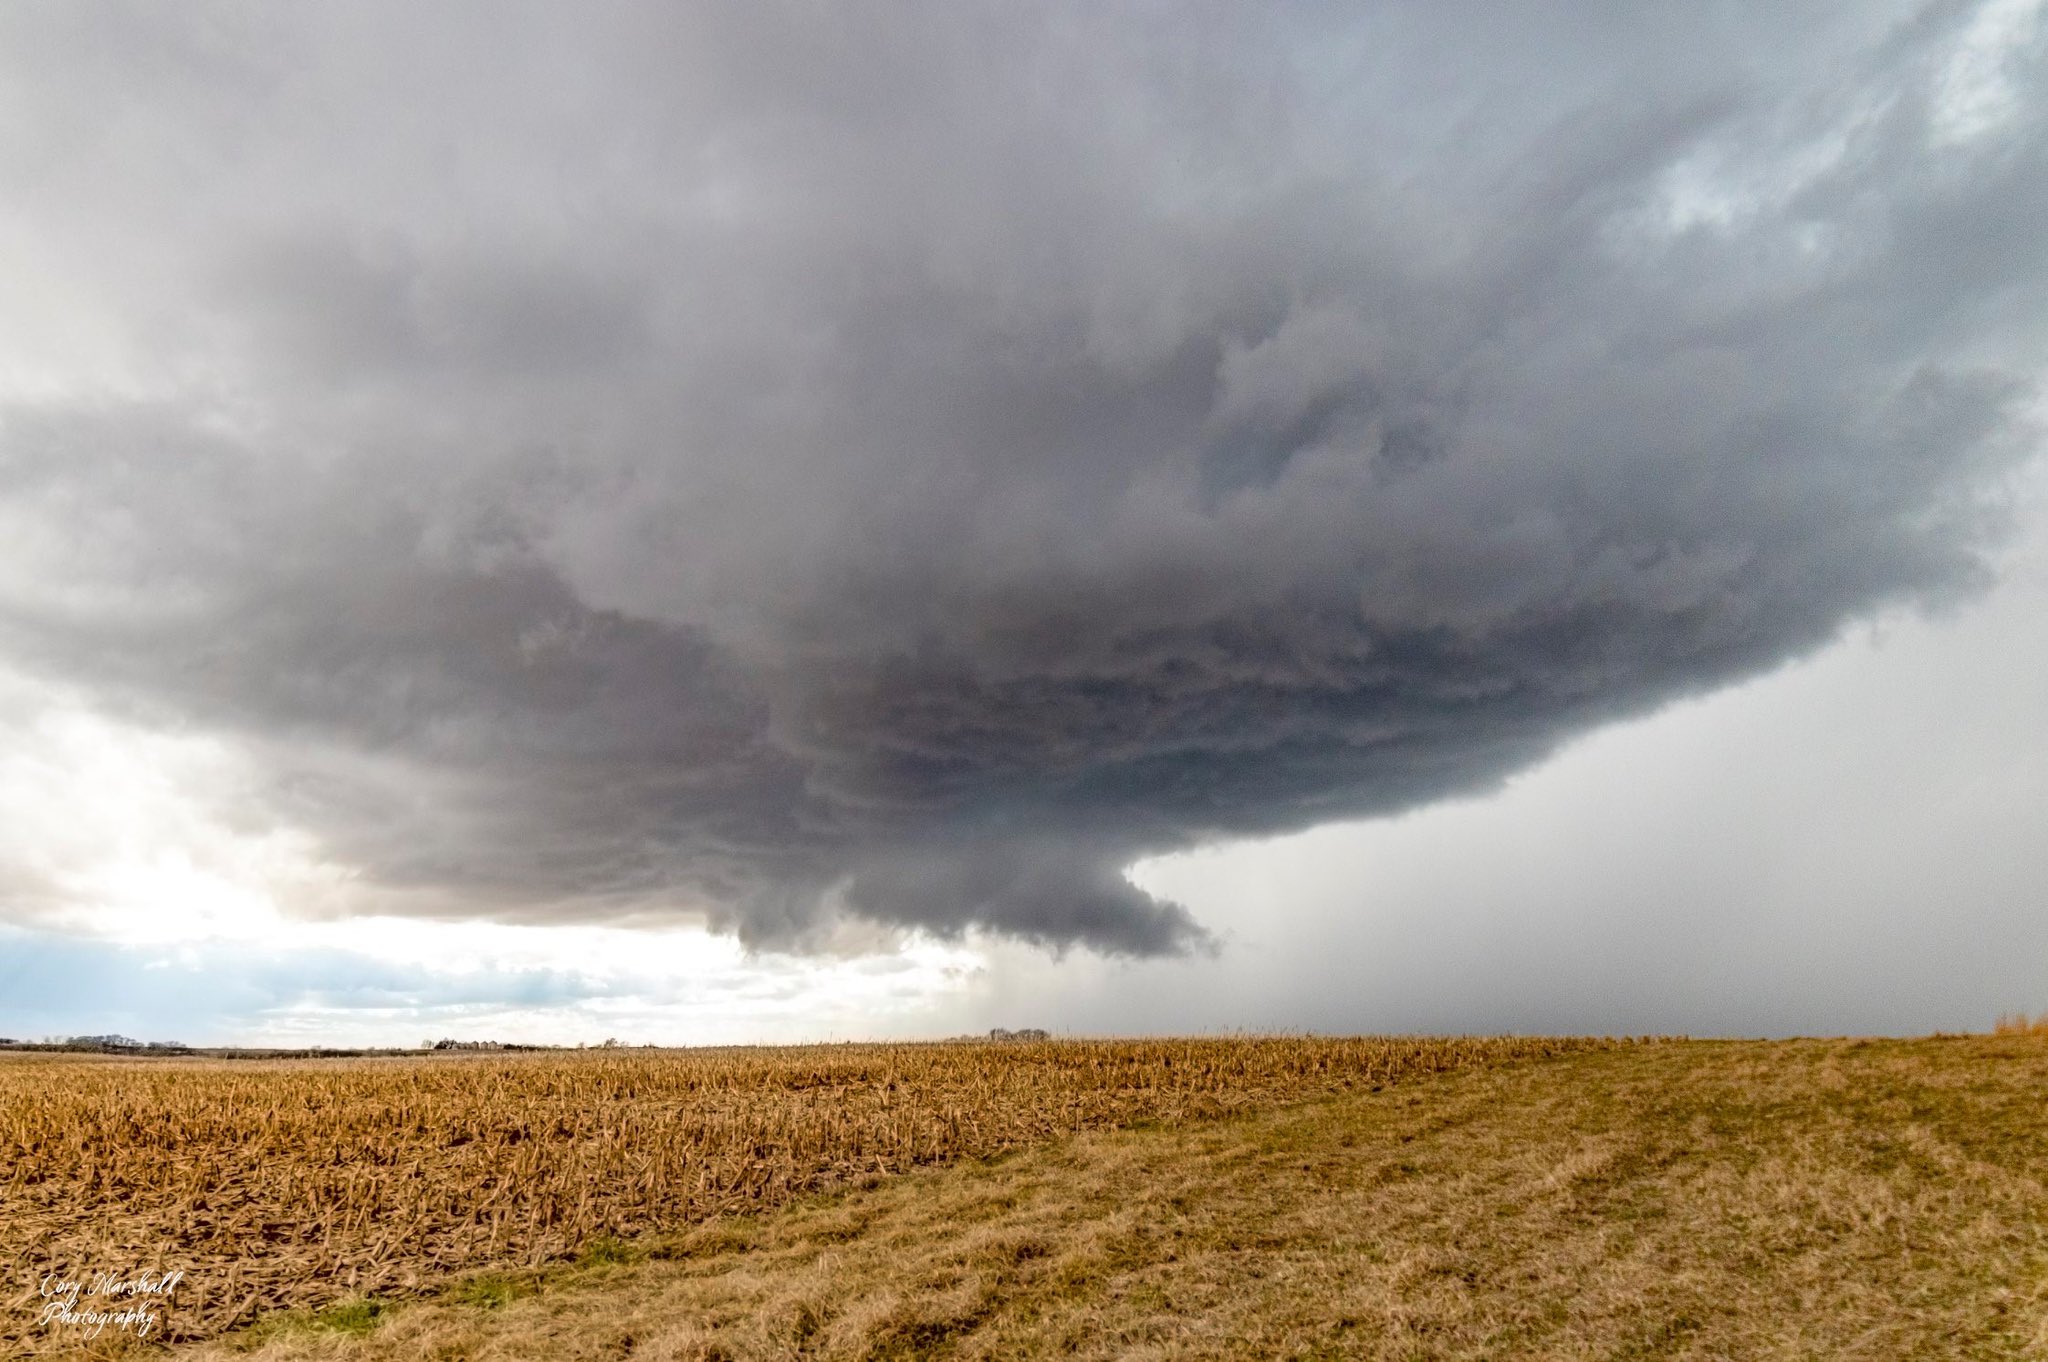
[1,1035,1602,1352]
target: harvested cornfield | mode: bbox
[1,1036,1609,1354]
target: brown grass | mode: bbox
[1994,1011,2048,1037]
[0,1036,1601,1355]
[166,1035,2048,1362]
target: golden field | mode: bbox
[0,1036,1601,1356]
[179,1036,2048,1362]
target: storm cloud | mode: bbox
[1,2,2042,954]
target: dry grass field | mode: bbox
[0,1036,1600,1357]
[164,1034,2048,1362]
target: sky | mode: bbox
[1,1,2044,1044]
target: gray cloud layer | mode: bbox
[1,3,2042,953]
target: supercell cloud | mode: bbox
[0,3,2042,954]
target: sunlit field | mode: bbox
[179,1035,2048,1362]
[1,1036,1600,1355]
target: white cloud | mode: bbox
[1933,0,2045,146]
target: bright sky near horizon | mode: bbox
[1,1,2044,1044]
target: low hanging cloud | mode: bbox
[0,2,2043,955]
